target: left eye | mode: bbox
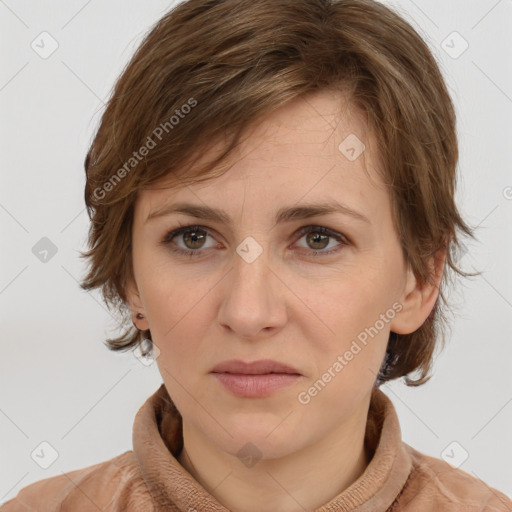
[294,226,347,254]
[161,225,347,256]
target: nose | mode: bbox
[217,243,287,340]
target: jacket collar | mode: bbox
[132,383,412,511]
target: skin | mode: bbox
[126,89,445,512]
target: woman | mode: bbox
[2,0,510,510]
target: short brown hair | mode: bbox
[80,0,479,387]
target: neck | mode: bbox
[177,396,372,512]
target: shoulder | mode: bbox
[0,451,154,512]
[396,443,512,511]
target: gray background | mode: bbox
[1,0,511,504]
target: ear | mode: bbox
[390,249,446,335]
[125,275,150,331]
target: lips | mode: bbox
[210,359,301,375]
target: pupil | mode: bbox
[308,232,328,249]
[185,231,204,248]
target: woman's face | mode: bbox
[128,90,432,460]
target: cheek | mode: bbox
[142,273,216,365]
[307,268,390,330]
[301,270,392,368]
[135,243,181,312]
[302,288,390,405]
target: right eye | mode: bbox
[161,225,219,257]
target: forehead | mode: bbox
[135,89,387,223]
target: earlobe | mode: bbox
[390,251,445,335]
[125,277,149,330]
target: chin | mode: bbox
[222,436,301,465]
[214,420,304,461]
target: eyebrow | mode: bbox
[146,200,371,226]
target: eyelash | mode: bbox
[161,224,349,258]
